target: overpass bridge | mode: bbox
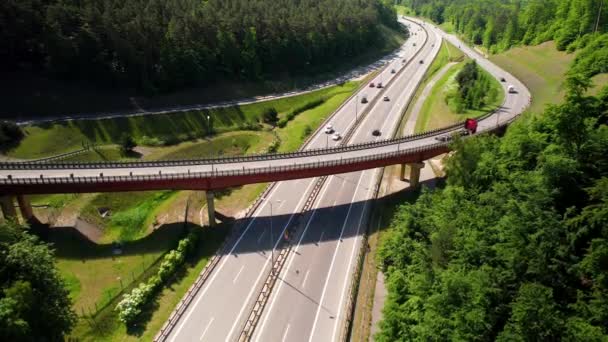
[0,18,531,227]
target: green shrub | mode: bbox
[115,229,200,324]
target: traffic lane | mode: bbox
[171,23,430,341]
[251,171,363,342]
[308,168,377,342]
[167,178,316,341]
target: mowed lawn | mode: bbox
[489,41,574,114]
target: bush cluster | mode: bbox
[115,229,199,324]
[446,61,497,113]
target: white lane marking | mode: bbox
[252,176,335,342]
[318,231,325,245]
[302,269,310,288]
[169,181,283,341]
[199,317,214,341]
[233,266,245,284]
[332,170,377,341]
[225,179,317,342]
[307,174,365,342]
[281,324,291,342]
[257,229,266,244]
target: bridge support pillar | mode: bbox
[400,162,425,188]
[408,162,425,188]
[0,196,17,221]
[17,195,34,222]
[206,191,216,226]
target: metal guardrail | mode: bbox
[0,119,476,171]
[0,142,451,186]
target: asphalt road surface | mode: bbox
[249,21,441,342]
[165,18,434,342]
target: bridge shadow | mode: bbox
[214,176,443,258]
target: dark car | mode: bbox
[391,69,396,74]
[500,77,506,82]
[372,129,381,136]
[419,60,424,64]
[369,82,376,87]
[383,96,390,101]
[361,96,368,104]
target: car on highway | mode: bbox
[369,82,375,87]
[361,96,368,104]
[324,124,334,134]
[377,82,383,88]
[419,60,424,64]
[332,132,341,141]
[500,77,506,82]
[383,96,390,101]
[372,129,381,136]
[402,59,407,63]
[391,69,396,74]
[413,43,417,46]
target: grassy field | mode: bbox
[414,63,505,132]
[489,41,575,115]
[67,222,230,341]
[7,82,359,159]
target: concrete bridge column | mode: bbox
[206,191,216,226]
[399,162,426,188]
[408,162,425,188]
[0,196,17,221]
[17,195,34,222]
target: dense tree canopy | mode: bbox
[400,0,608,52]
[0,0,400,93]
[0,221,77,340]
[376,75,608,340]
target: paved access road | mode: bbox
[165,18,432,342]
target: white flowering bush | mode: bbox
[115,282,154,323]
[115,230,200,324]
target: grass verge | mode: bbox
[414,62,505,132]
[489,41,575,115]
[8,82,358,159]
[398,40,459,134]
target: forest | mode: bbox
[0,0,399,93]
[400,0,608,52]
[376,2,608,340]
[377,74,608,340]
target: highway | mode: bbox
[247,22,440,342]
[164,18,433,342]
[0,17,532,342]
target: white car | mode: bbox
[332,133,341,141]
[324,124,334,134]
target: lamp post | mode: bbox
[206,115,211,136]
